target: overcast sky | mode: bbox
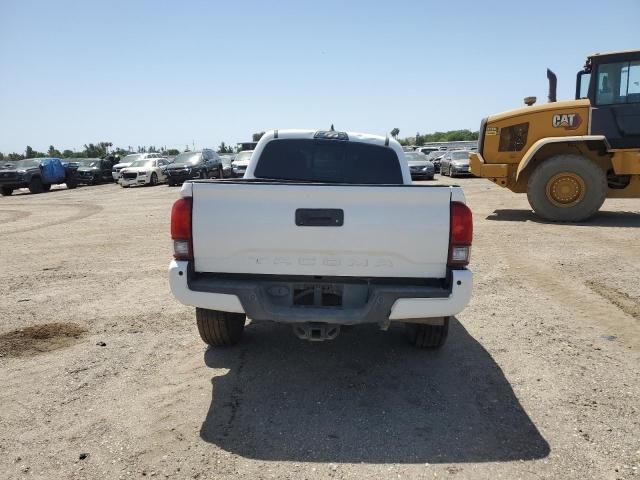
[1,0,638,153]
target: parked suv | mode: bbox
[165,149,223,186]
[76,158,114,185]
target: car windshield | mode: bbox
[233,151,253,163]
[1,159,40,168]
[77,159,100,167]
[172,152,202,165]
[451,151,470,160]
[122,154,142,163]
[130,160,155,168]
[254,139,403,184]
[220,156,233,166]
[405,152,427,161]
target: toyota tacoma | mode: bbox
[169,129,473,349]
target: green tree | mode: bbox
[252,132,265,142]
[390,128,400,139]
[166,148,180,156]
[62,149,74,157]
[25,146,34,158]
[0,152,4,161]
[217,142,233,153]
[84,142,112,158]
[48,145,62,157]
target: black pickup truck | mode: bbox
[0,158,77,196]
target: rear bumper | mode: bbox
[168,260,472,327]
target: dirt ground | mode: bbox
[0,177,638,480]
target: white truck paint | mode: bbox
[169,129,473,345]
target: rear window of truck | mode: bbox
[253,139,403,184]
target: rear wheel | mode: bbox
[42,184,52,192]
[405,318,449,349]
[28,177,44,194]
[218,165,224,178]
[527,154,607,222]
[1,187,13,196]
[196,308,246,347]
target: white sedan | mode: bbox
[119,158,169,187]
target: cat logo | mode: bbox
[552,113,582,130]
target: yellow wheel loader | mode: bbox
[470,50,640,221]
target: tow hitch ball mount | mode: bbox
[293,323,341,342]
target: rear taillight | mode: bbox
[171,197,192,260]
[448,201,473,267]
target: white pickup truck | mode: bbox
[169,129,473,349]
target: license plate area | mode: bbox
[292,284,343,308]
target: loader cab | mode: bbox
[577,50,640,148]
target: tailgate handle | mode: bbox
[295,209,344,227]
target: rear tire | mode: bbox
[1,187,13,196]
[196,308,246,347]
[405,318,449,349]
[28,177,44,194]
[42,184,52,192]
[527,154,607,222]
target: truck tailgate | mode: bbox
[191,182,452,279]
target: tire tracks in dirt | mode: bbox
[505,252,640,349]
[0,209,32,224]
[0,202,103,236]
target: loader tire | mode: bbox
[405,318,449,349]
[196,308,246,347]
[527,154,606,222]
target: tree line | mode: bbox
[0,139,252,162]
[389,128,479,146]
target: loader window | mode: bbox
[596,61,640,105]
[578,73,590,99]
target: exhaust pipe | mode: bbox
[547,68,557,103]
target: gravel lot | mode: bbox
[1,177,638,480]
